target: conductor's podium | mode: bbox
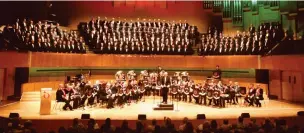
[153,103,174,110]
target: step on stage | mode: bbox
[0,96,304,120]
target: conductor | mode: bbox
[161,72,170,104]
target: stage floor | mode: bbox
[0,97,304,120]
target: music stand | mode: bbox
[175,93,180,112]
[142,85,146,103]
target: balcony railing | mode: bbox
[213,1,223,13]
[203,1,213,9]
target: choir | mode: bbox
[1,19,86,53]
[1,17,285,56]
[79,17,197,55]
[198,23,284,55]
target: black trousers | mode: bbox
[162,87,168,103]
[172,93,178,99]
[182,94,188,101]
[162,93,168,103]
[230,93,236,104]
[139,92,144,100]
[189,93,193,102]
[72,97,81,109]
[245,96,254,106]
[207,98,213,105]
[193,96,199,104]
[178,93,183,101]
[107,97,114,109]
[59,99,72,110]
[220,97,228,107]
[199,95,207,105]
[145,87,151,96]
[213,98,220,106]
[255,97,262,107]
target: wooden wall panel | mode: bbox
[22,81,63,92]
[268,70,282,99]
[261,55,304,71]
[3,68,15,100]
[261,55,304,100]
[30,53,260,69]
[5,52,304,101]
[0,69,4,100]
[0,52,29,68]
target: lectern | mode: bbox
[40,88,52,115]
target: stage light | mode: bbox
[81,114,90,119]
[138,114,146,120]
[297,111,304,116]
[241,113,250,118]
[9,113,19,119]
[197,114,206,120]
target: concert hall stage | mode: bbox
[0,97,303,120]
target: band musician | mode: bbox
[56,84,73,111]
[255,84,264,107]
[245,84,256,106]
[161,72,170,104]
[212,65,222,80]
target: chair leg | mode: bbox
[59,102,64,111]
[52,102,58,111]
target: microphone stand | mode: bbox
[175,94,179,112]
[141,85,145,103]
[159,86,162,104]
[171,92,173,105]
[153,86,155,104]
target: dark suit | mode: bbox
[161,76,170,103]
[255,88,264,107]
[56,89,73,110]
[245,88,256,106]
[29,43,36,52]
[249,26,255,36]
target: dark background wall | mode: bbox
[0,2,48,25]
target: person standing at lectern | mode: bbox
[212,65,222,80]
[161,72,170,104]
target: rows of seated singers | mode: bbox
[79,17,198,55]
[1,18,86,53]
[198,23,285,56]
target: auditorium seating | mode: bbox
[2,116,304,133]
